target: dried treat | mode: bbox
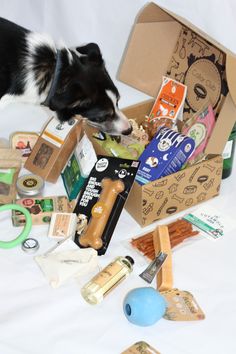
[131,219,199,260]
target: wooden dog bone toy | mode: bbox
[79,178,125,249]
[153,225,173,292]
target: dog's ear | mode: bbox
[76,43,103,66]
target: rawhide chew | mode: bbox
[79,178,125,249]
[153,225,173,291]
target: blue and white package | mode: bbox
[135,127,195,185]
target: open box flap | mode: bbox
[118,21,181,98]
[136,2,175,23]
[226,53,236,107]
[119,2,236,103]
[205,93,236,155]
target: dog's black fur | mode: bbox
[0,17,132,135]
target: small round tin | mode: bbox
[17,174,45,197]
[21,238,40,254]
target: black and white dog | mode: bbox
[0,17,132,135]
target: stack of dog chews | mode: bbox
[1,6,236,352]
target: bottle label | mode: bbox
[223,140,233,160]
[91,261,127,296]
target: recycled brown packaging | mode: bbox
[85,2,236,226]
[0,149,21,204]
[25,117,82,183]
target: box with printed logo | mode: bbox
[24,117,82,183]
[84,2,236,226]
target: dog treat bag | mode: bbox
[136,127,195,185]
[0,149,21,204]
[148,76,187,130]
[181,103,215,164]
[74,156,140,255]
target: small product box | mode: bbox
[136,127,195,185]
[61,134,97,200]
[24,117,82,183]
[12,196,74,226]
[10,131,39,164]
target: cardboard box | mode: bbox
[12,196,74,226]
[85,3,236,226]
[25,117,82,183]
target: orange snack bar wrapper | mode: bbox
[148,76,187,128]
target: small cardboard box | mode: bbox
[25,117,82,183]
[85,3,236,227]
[12,196,74,226]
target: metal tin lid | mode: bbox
[17,174,45,197]
[21,238,40,253]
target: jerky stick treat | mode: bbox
[131,219,199,260]
[79,178,125,249]
[153,225,173,291]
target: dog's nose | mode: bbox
[122,125,133,135]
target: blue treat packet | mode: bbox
[135,127,195,185]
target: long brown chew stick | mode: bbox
[79,178,125,249]
[153,225,173,291]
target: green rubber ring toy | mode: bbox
[0,204,32,249]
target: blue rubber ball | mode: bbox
[123,287,167,326]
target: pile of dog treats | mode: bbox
[131,219,199,260]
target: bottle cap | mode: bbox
[125,256,135,265]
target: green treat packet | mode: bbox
[0,168,15,184]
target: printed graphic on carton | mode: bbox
[140,156,222,226]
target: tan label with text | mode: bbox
[162,288,205,321]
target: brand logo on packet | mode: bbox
[96,158,109,172]
[22,198,34,207]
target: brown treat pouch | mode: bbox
[161,288,205,321]
[0,149,21,204]
[121,341,160,354]
[74,156,140,255]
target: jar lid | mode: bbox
[17,174,44,197]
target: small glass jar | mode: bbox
[81,256,134,305]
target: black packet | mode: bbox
[73,156,140,255]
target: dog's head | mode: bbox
[48,43,132,135]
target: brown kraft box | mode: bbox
[25,117,82,183]
[85,2,236,226]
[12,196,74,226]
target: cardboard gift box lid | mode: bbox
[118,2,236,156]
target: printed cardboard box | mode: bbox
[25,117,82,183]
[84,104,222,226]
[12,196,74,226]
[85,2,236,226]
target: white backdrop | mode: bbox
[0,1,236,354]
